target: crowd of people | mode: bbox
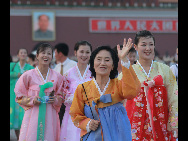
[10,30,178,141]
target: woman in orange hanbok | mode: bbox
[118,30,178,141]
[70,39,141,141]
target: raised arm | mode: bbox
[117,38,141,100]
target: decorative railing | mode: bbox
[10,0,178,8]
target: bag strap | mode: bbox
[81,84,95,141]
[82,84,94,119]
[12,62,17,71]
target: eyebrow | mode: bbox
[80,49,90,51]
[140,41,154,44]
[96,56,110,59]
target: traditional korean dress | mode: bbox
[60,64,92,141]
[14,67,68,141]
[118,60,178,141]
[70,62,141,141]
[10,61,34,129]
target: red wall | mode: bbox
[10,16,178,57]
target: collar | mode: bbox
[93,77,110,96]
[18,61,26,73]
[76,64,89,80]
[61,58,70,65]
[137,60,154,78]
[36,66,50,84]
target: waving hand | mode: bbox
[117,38,133,62]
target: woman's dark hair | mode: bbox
[36,42,53,58]
[113,45,123,55]
[74,40,92,52]
[128,47,136,54]
[134,30,155,46]
[89,45,119,79]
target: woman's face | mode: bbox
[128,52,136,65]
[75,45,91,64]
[134,37,155,61]
[94,50,113,77]
[36,47,52,66]
[17,49,27,61]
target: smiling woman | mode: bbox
[14,42,67,141]
[89,46,119,79]
[118,30,178,141]
[10,48,34,140]
[70,42,141,141]
[59,40,93,141]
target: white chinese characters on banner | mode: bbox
[89,18,178,33]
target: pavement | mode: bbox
[10,129,17,141]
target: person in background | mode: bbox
[10,48,34,140]
[118,30,178,141]
[127,47,137,65]
[14,43,67,141]
[70,39,141,141]
[27,53,38,67]
[170,46,178,85]
[153,48,165,64]
[113,45,137,75]
[163,51,173,66]
[60,40,93,141]
[53,43,77,126]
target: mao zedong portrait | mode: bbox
[34,14,54,40]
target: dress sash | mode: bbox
[36,82,53,141]
[126,75,170,141]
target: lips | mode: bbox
[144,52,151,55]
[43,58,48,62]
[100,67,106,69]
[81,57,88,61]
[82,59,87,61]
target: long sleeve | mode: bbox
[118,64,141,100]
[14,72,35,111]
[69,84,91,135]
[52,75,67,112]
[62,71,73,104]
[165,68,178,130]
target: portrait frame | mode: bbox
[32,11,56,41]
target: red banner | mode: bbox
[89,18,178,33]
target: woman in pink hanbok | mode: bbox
[60,41,93,141]
[14,43,67,141]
